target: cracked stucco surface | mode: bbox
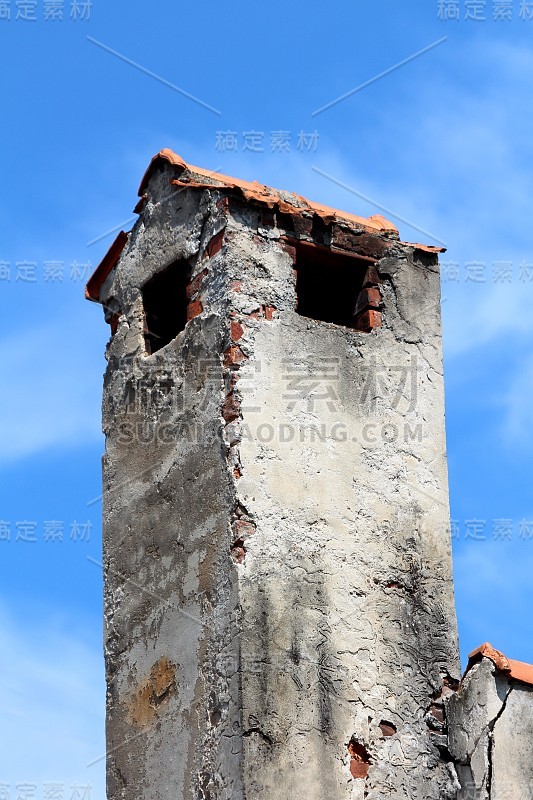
[97,163,461,799]
[447,658,533,799]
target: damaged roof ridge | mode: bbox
[85,230,128,303]
[465,642,533,686]
[140,148,397,234]
[139,149,445,253]
[85,149,447,303]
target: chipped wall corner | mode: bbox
[446,644,533,799]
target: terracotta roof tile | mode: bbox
[86,149,446,303]
[140,148,400,235]
[400,241,446,255]
[85,230,128,303]
[466,642,533,686]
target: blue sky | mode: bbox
[1,0,533,795]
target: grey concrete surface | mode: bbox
[447,657,533,799]
[95,160,461,799]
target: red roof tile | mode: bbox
[466,642,533,686]
[85,230,128,303]
[139,149,401,236]
[86,150,446,303]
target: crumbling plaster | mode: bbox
[97,161,461,799]
[447,657,533,799]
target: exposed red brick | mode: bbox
[222,393,240,423]
[231,320,244,342]
[331,226,391,260]
[429,705,444,724]
[186,269,207,301]
[350,759,369,780]
[230,280,242,292]
[227,372,239,391]
[230,539,246,564]
[279,240,297,261]
[348,740,370,780]
[206,229,225,258]
[354,287,381,317]
[363,265,380,288]
[186,300,203,322]
[109,312,121,335]
[232,519,256,539]
[354,309,382,332]
[224,345,246,368]
[264,305,276,321]
[379,721,397,737]
[291,215,314,238]
[233,467,242,479]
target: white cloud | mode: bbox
[0,605,105,794]
[453,536,533,663]
[441,278,533,357]
[0,320,104,462]
[307,41,533,358]
[500,350,533,444]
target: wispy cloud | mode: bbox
[442,281,533,358]
[500,351,533,445]
[312,36,447,116]
[453,538,533,663]
[0,605,104,792]
[0,321,103,462]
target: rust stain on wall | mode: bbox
[127,657,177,729]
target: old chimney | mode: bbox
[86,150,461,799]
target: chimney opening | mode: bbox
[294,244,369,328]
[141,259,190,354]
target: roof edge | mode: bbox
[138,148,187,196]
[85,230,128,303]
[139,148,402,237]
[401,241,447,254]
[87,150,446,304]
[465,642,533,686]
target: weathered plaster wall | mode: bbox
[447,657,533,799]
[100,179,242,800]
[97,161,461,799]
[222,205,461,799]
